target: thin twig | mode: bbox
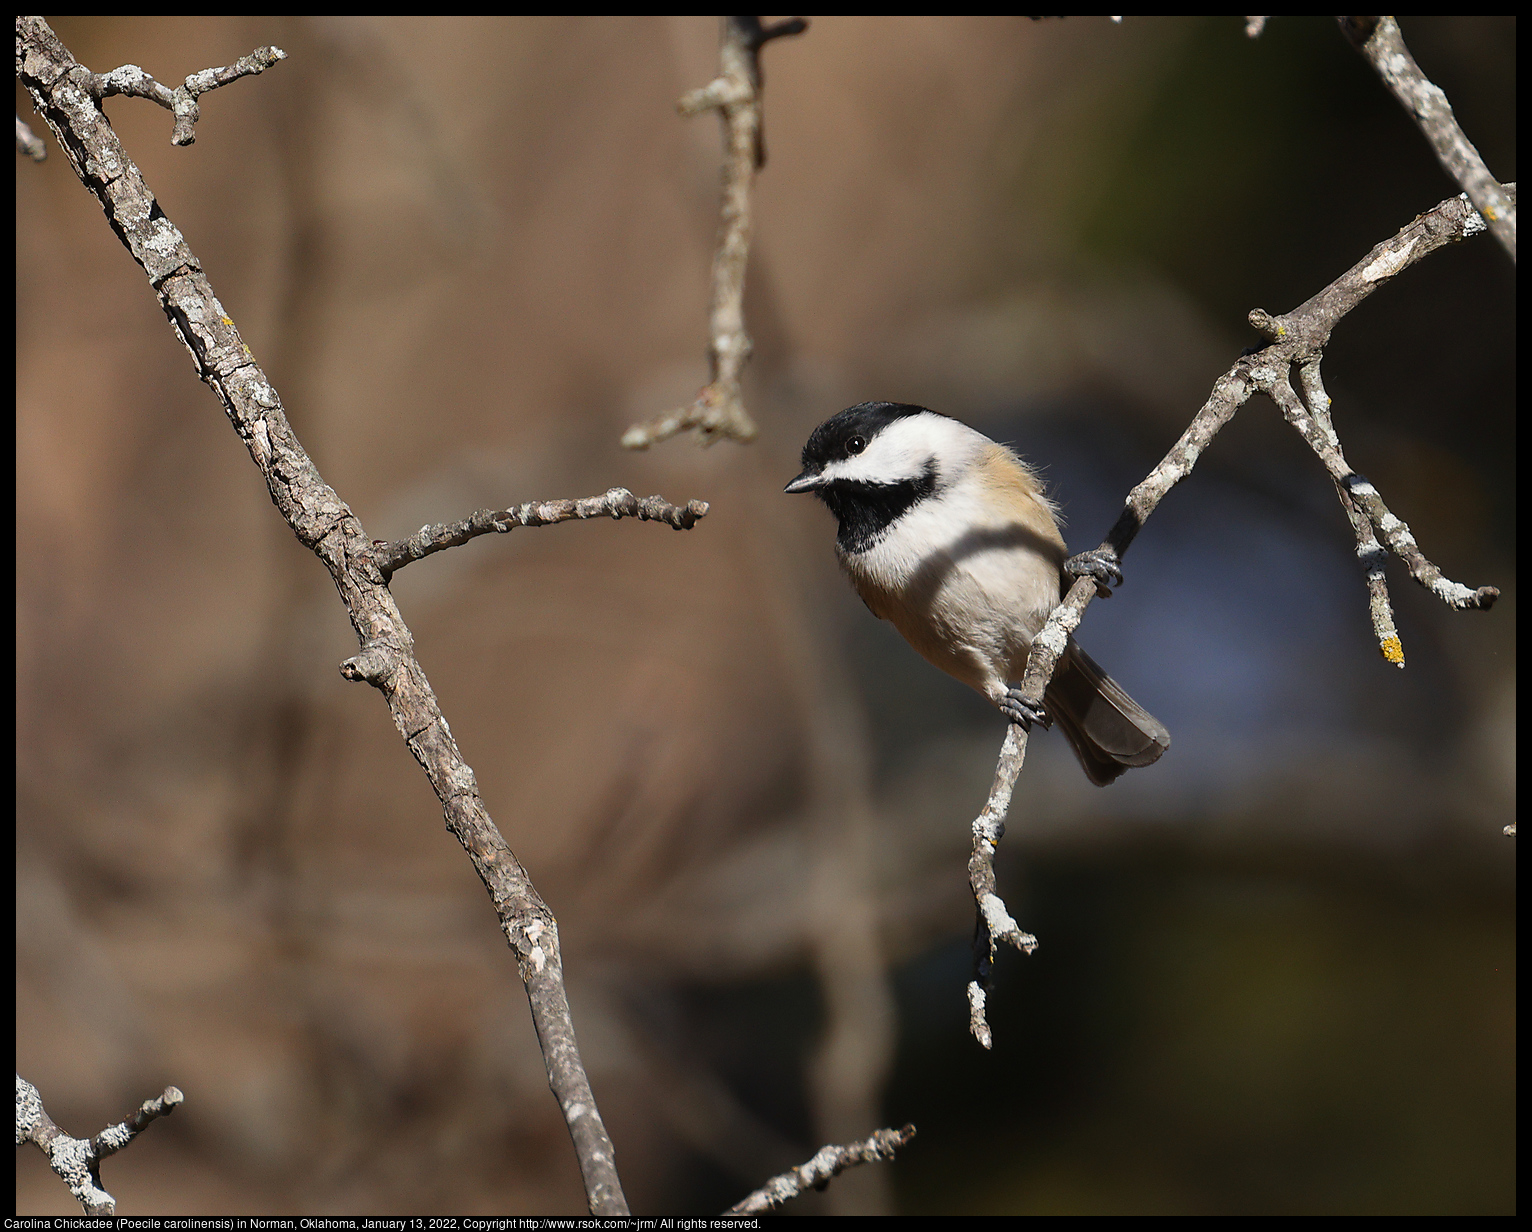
[1298,360,1402,666]
[375,487,708,580]
[968,185,1506,1047]
[1244,187,1508,615]
[728,1124,916,1214]
[91,1085,185,1160]
[622,16,807,451]
[80,44,287,146]
[1019,189,1505,697]
[1341,16,1515,263]
[1262,367,1498,611]
[966,724,1037,1050]
[16,17,630,1214]
[16,1074,183,1215]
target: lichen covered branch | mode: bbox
[84,44,287,146]
[375,487,708,580]
[1297,360,1403,665]
[966,724,1038,1049]
[1341,16,1515,262]
[16,1074,183,1215]
[728,1124,916,1214]
[972,185,1505,1044]
[16,16,628,1214]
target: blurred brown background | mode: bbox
[15,16,1513,1216]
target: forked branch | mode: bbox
[17,16,638,1214]
[16,1075,183,1215]
[966,184,1507,1047]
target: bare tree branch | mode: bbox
[375,487,708,580]
[1341,16,1515,263]
[1257,362,1499,613]
[966,184,1507,1048]
[92,1084,185,1159]
[622,16,808,451]
[79,43,286,146]
[966,724,1037,1050]
[1298,359,1403,666]
[16,16,636,1214]
[16,1074,183,1215]
[728,1124,916,1214]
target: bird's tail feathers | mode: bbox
[1044,639,1170,787]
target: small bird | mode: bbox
[785,401,1168,786]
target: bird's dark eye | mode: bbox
[846,435,867,456]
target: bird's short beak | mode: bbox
[784,471,825,494]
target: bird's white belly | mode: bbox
[842,524,1062,702]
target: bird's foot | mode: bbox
[1065,547,1123,598]
[1000,687,1051,731]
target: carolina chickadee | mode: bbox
[786,402,1169,786]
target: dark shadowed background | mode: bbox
[16,16,1514,1215]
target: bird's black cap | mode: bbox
[792,402,933,481]
[785,402,944,553]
